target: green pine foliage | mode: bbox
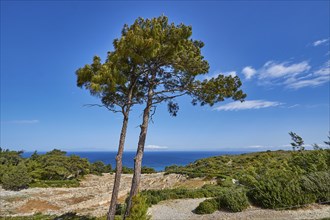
[126,194,150,220]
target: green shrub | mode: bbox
[219,189,249,212]
[141,184,227,206]
[126,194,150,220]
[248,170,315,209]
[2,163,31,191]
[122,166,134,174]
[115,203,126,215]
[300,171,330,202]
[141,166,156,174]
[194,198,218,214]
[90,161,112,175]
[54,212,95,220]
[217,177,233,187]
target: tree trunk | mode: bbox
[107,111,130,220]
[124,86,153,219]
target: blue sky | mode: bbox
[1,1,329,152]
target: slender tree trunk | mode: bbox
[124,85,153,219]
[107,111,130,220]
[107,76,137,220]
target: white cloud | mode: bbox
[242,66,257,79]
[247,145,267,149]
[9,120,39,124]
[215,100,283,111]
[259,61,310,79]
[145,145,168,150]
[243,60,329,89]
[313,38,329,46]
[286,60,329,89]
[314,60,330,76]
[286,76,329,89]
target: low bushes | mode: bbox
[141,184,226,206]
[300,171,330,203]
[247,170,316,209]
[195,187,250,214]
[219,189,249,212]
[1,163,31,191]
[194,198,218,214]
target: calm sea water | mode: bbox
[22,151,246,171]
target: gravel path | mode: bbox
[148,198,330,220]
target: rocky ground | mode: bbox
[148,198,330,220]
[0,173,212,217]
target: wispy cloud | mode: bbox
[8,120,40,124]
[288,104,300,108]
[247,145,268,149]
[145,145,168,150]
[242,66,257,80]
[242,60,329,89]
[286,60,330,89]
[215,100,283,111]
[313,38,329,46]
[259,61,310,79]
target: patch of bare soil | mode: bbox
[17,199,60,213]
[62,195,95,205]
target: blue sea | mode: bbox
[22,151,247,171]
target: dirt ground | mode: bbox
[0,173,213,217]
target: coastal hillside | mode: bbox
[0,148,329,219]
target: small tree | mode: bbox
[324,132,330,147]
[289,131,304,151]
[76,44,145,219]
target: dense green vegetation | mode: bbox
[0,148,159,191]
[164,133,330,211]
[0,148,112,190]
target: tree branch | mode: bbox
[83,104,123,114]
[151,92,187,105]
